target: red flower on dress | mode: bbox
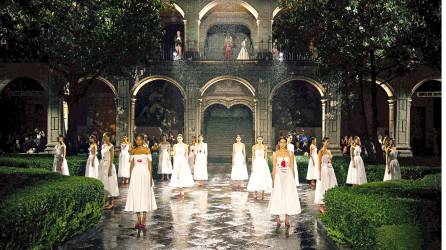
[137,159,143,163]
[280,159,287,168]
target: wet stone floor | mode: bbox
[63,164,334,250]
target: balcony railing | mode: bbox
[159,40,314,63]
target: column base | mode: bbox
[44,143,57,154]
[331,147,343,156]
[397,147,413,157]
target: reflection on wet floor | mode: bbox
[63,164,332,249]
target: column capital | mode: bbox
[131,97,137,104]
[387,98,396,104]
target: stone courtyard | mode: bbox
[63,164,334,249]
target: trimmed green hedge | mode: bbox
[0,167,105,249]
[376,224,422,250]
[321,174,441,249]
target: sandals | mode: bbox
[275,217,281,228]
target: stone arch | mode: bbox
[201,75,256,96]
[78,76,118,98]
[272,7,283,20]
[410,77,441,97]
[270,76,325,100]
[199,1,259,20]
[2,76,48,94]
[173,3,185,18]
[375,78,396,98]
[131,75,186,98]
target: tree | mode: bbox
[1,0,170,145]
[274,0,440,160]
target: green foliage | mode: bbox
[0,167,105,249]
[321,175,440,249]
[376,224,422,250]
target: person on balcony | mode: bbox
[175,31,182,59]
[224,33,233,60]
[237,38,250,60]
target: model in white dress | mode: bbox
[384,146,401,181]
[158,140,173,180]
[287,138,300,186]
[237,38,250,60]
[188,137,197,174]
[124,135,157,229]
[314,149,338,205]
[306,139,319,187]
[231,138,249,187]
[170,136,195,194]
[53,140,70,176]
[268,143,301,229]
[118,141,131,183]
[346,138,367,185]
[194,135,208,186]
[247,139,272,198]
[98,141,120,207]
[85,142,99,179]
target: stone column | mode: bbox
[184,14,199,52]
[388,98,396,139]
[116,79,130,144]
[45,81,64,152]
[256,18,272,53]
[321,99,327,140]
[253,99,257,138]
[324,98,342,155]
[183,19,188,51]
[129,97,136,144]
[395,93,413,157]
[197,98,202,135]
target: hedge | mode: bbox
[0,167,105,249]
[321,174,441,249]
[376,224,422,250]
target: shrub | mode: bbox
[321,175,440,249]
[376,224,422,250]
[0,167,105,249]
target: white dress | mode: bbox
[231,143,249,181]
[158,143,173,174]
[194,143,208,180]
[118,143,131,178]
[306,145,319,180]
[170,143,195,188]
[287,144,300,186]
[314,152,338,204]
[98,144,119,197]
[188,144,196,174]
[237,40,249,60]
[268,154,301,215]
[125,154,157,212]
[384,150,401,181]
[247,148,272,193]
[52,144,70,176]
[85,145,99,178]
[346,146,368,185]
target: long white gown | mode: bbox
[118,143,130,178]
[268,153,301,215]
[314,152,338,204]
[247,148,272,193]
[231,143,249,181]
[384,149,401,181]
[125,154,157,212]
[346,145,368,185]
[52,144,70,176]
[287,143,300,186]
[194,143,208,180]
[306,145,319,180]
[188,144,196,174]
[85,145,99,179]
[237,40,250,60]
[170,143,195,188]
[98,144,119,197]
[158,143,173,174]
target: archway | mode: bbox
[68,78,117,151]
[410,79,441,156]
[160,4,185,60]
[204,104,253,161]
[131,76,186,142]
[0,77,48,153]
[341,80,395,146]
[270,78,324,150]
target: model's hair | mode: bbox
[278,136,287,143]
[177,134,183,138]
[322,137,330,144]
[198,134,204,138]
[192,136,196,139]
[236,134,241,138]
[103,132,112,139]
[58,134,64,142]
[311,137,317,143]
[89,134,97,144]
[354,136,360,141]
[257,135,263,139]
[135,134,144,140]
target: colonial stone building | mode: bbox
[0,0,441,158]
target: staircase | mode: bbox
[205,117,253,163]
